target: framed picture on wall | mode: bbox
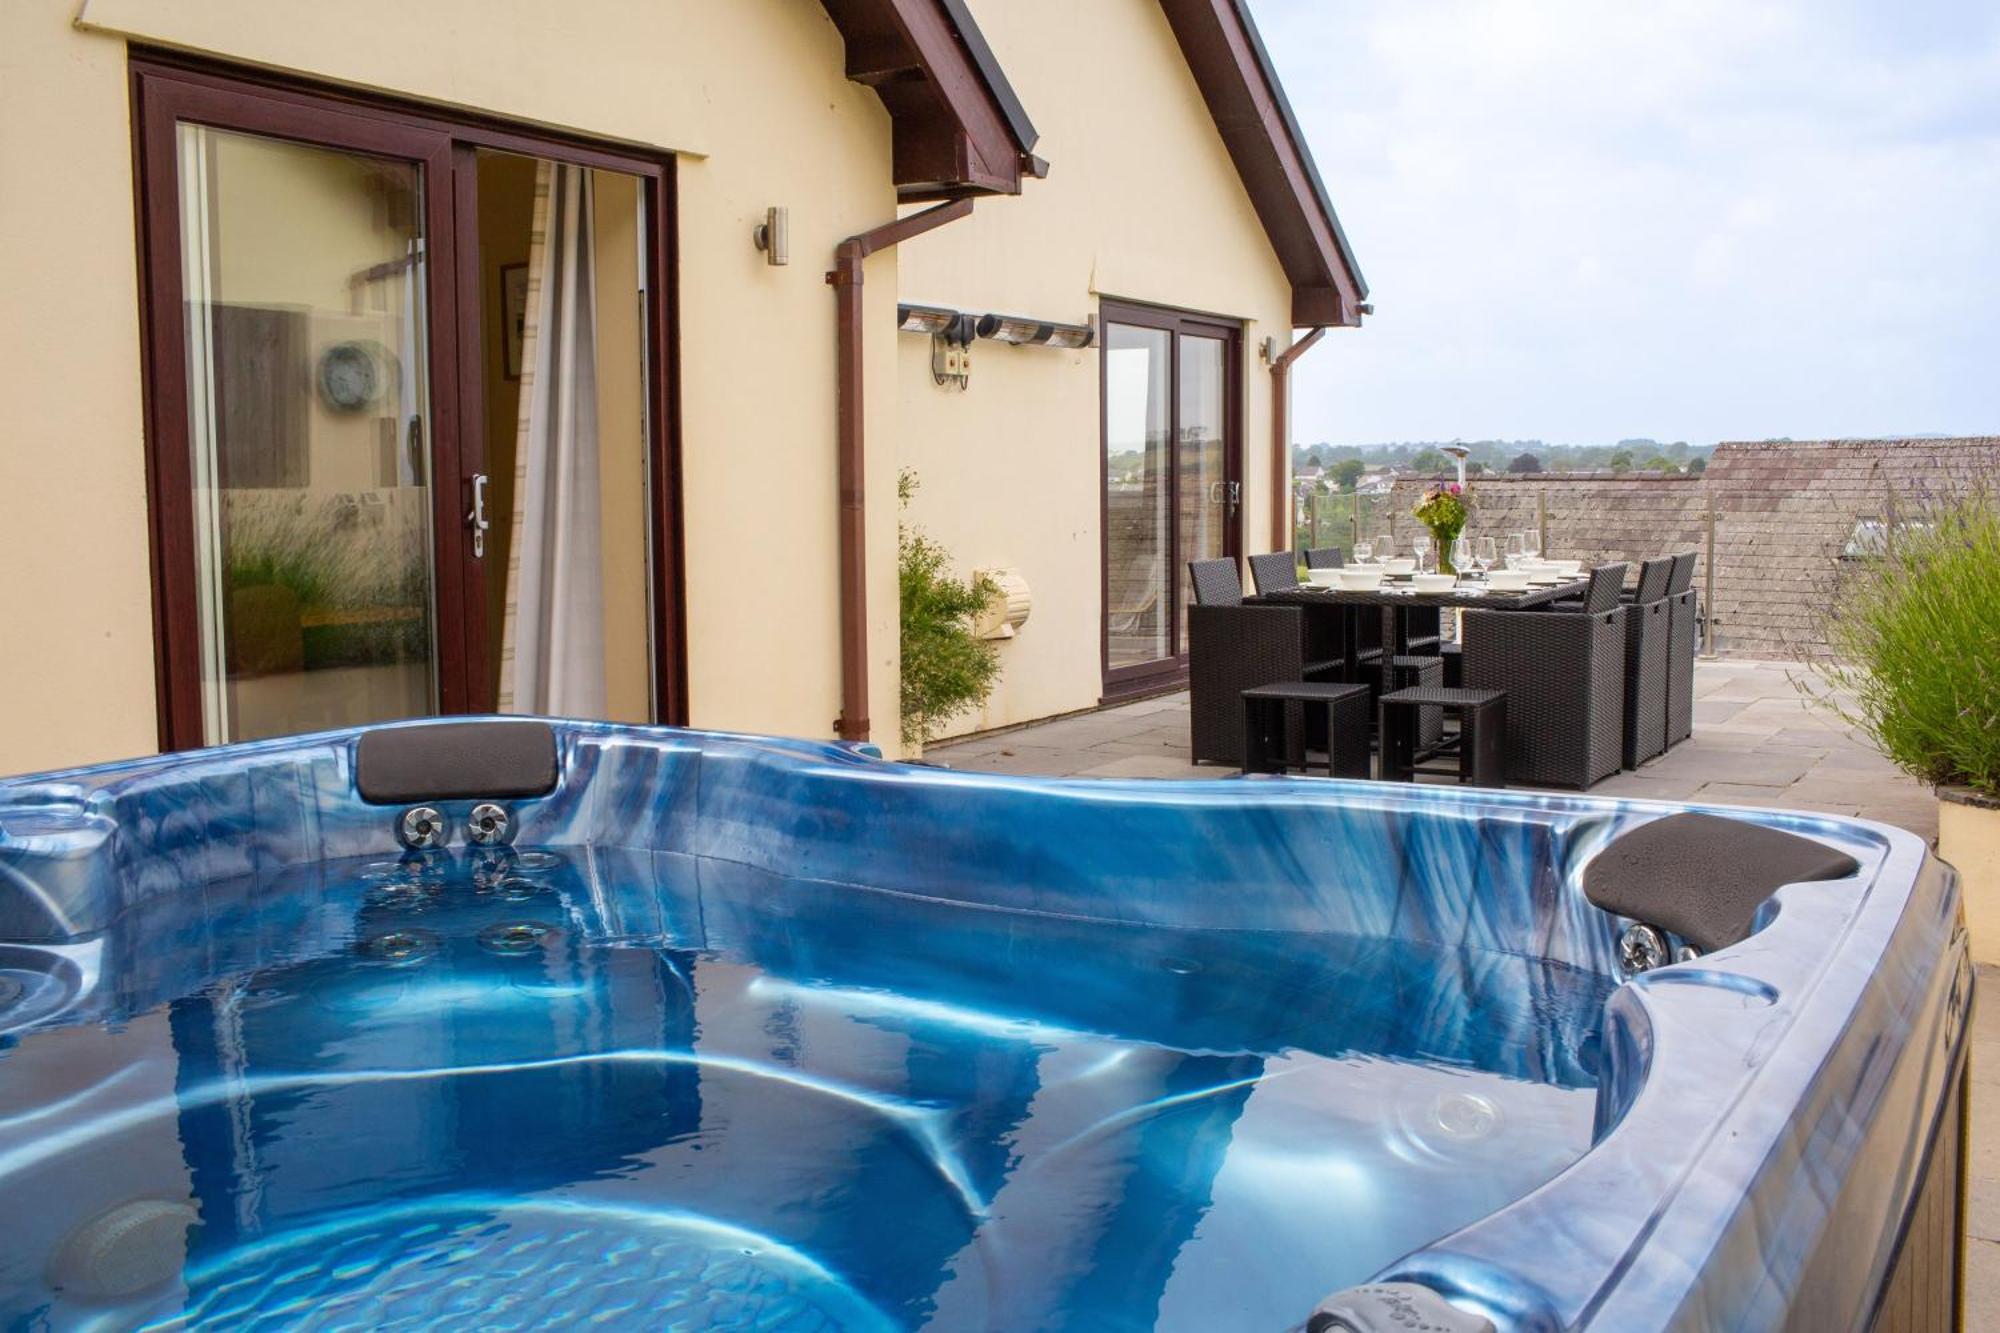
[500,263,529,381]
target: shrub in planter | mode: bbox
[1812,491,2000,957]
[898,471,1001,752]
[1813,493,2000,797]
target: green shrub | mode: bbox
[898,471,1001,750]
[1812,492,2000,797]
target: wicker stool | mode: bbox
[1372,652,1444,750]
[1379,687,1507,786]
[1241,681,1373,778]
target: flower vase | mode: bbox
[1430,528,1459,576]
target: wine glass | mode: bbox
[1410,532,1432,573]
[1451,537,1473,578]
[1375,532,1396,564]
[1522,529,1542,560]
[1504,533,1525,568]
[1353,538,1373,565]
[1475,536,1498,577]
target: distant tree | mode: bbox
[1331,458,1365,492]
[1506,451,1543,474]
[1687,456,1708,476]
[1643,455,1679,472]
[1411,447,1449,473]
[1608,449,1635,473]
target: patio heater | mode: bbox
[1442,442,1470,489]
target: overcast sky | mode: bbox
[1249,0,2000,447]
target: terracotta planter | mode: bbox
[1938,784,2000,965]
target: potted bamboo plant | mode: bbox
[1812,491,2000,959]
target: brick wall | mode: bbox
[1381,438,2000,659]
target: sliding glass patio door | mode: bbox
[134,61,681,749]
[1100,301,1242,694]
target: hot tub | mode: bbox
[0,719,1969,1331]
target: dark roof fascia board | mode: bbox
[1228,0,1365,300]
[936,0,1039,155]
[821,0,1038,199]
[1158,0,1369,326]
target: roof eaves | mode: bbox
[936,0,1040,158]
[1227,0,1367,301]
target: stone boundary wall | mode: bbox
[1381,438,2000,659]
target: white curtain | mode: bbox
[498,163,606,717]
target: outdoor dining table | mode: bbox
[1255,576,1591,659]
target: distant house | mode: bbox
[1296,466,1325,483]
[0,0,1366,772]
[1356,471,1396,496]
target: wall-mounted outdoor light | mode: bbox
[974,313,1095,348]
[897,303,979,390]
[753,206,788,266]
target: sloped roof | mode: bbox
[819,0,1367,327]
[1157,0,1369,326]
[818,0,1041,199]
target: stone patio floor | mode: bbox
[932,658,1995,1321]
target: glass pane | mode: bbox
[178,125,437,744]
[1177,334,1228,655]
[1104,324,1172,670]
[479,153,654,722]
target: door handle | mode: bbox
[468,473,490,559]
[1226,481,1241,508]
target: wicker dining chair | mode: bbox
[1186,558,1342,766]
[1303,546,1346,569]
[1553,561,1633,612]
[1189,556,1246,607]
[1665,551,1699,745]
[1461,563,1628,788]
[1248,551,1302,595]
[1621,557,1675,769]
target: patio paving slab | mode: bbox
[932,661,1934,835]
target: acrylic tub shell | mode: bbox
[0,720,1969,1331]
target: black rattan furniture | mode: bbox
[1241,681,1372,778]
[1387,653,1444,748]
[1621,557,1674,769]
[1665,551,1698,745]
[1302,546,1345,569]
[1552,562,1630,613]
[1255,579,1587,665]
[1188,558,1342,766]
[1190,556,1246,608]
[1379,687,1506,786]
[1248,551,1302,595]
[1460,564,1628,789]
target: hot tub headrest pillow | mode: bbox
[356,720,558,805]
[1583,811,1860,954]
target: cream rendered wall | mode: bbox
[894,0,1297,738]
[0,0,909,774]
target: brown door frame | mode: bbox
[131,54,685,749]
[1097,297,1245,700]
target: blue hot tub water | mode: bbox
[0,843,1610,1330]
[0,722,1968,1330]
